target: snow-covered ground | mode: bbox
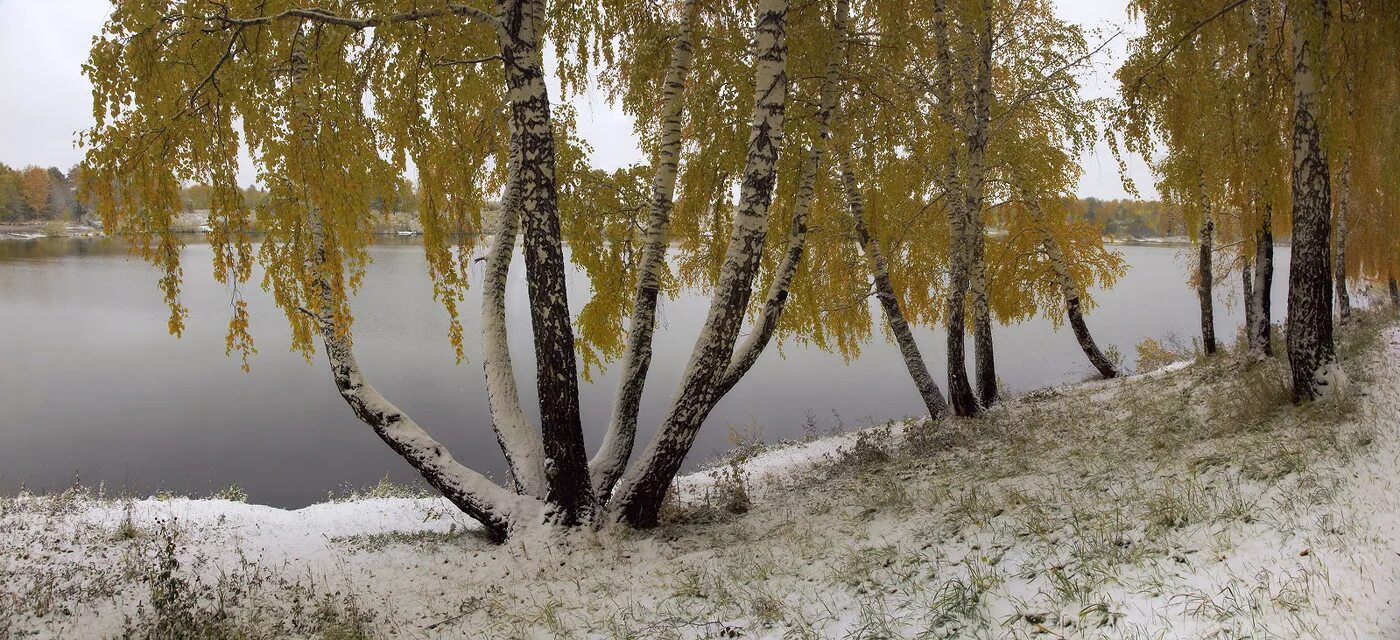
[3,320,1398,639]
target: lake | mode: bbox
[0,238,1291,506]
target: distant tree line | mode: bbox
[1062,197,1186,239]
[178,177,418,214]
[0,164,87,222]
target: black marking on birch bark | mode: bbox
[1252,206,1274,357]
[1029,199,1118,379]
[1245,0,1274,361]
[481,130,547,499]
[1197,213,1216,355]
[969,11,996,409]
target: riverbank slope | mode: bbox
[2,312,1398,639]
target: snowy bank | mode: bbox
[3,318,1399,639]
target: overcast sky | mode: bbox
[0,0,1155,199]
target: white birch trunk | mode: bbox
[493,0,594,522]
[930,0,980,417]
[481,133,548,498]
[290,27,529,540]
[715,0,848,400]
[1246,0,1275,359]
[611,0,790,527]
[1286,0,1344,400]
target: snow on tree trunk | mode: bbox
[494,0,593,523]
[1029,200,1119,379]
[1334,156,1351,324]
[610,0,790,528]
[1197,179,1217,355]
[290,28,529,541]
[590,0,698,502]
[1286,0,1345,401]
[481,133,548,499]
[840,148,950,416]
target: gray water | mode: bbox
[0,238,1290,506]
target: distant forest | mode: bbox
[1061,197,1187,239]
[3,166,1181,239]
[0,164,87,222]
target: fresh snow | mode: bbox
[3,326,1399,638]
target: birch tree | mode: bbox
[81,0,859,538]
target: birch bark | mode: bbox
[290,27,525,540]
[714,0,848,401]
[931,0,980,417]
[1334,156,1351,323]
[493,0,593,522]
[967,8,997,407]
[1286,0,1343,400]
[1196,177,1217,355]
[1246,0,1274,359]
[1028,200,1119,378]
[611,0,790,527]
[481,132,548,498]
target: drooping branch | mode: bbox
[190,4,499,31]
[837,144,949,418]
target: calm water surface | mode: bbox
[0,238,1290,505]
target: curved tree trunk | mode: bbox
[713,0,846,400]
[1334,156,1351,324]
[1287,0,1344,401]
[839,147,949,418]
[1029,200,1119,378]
[481,133,548,498]
[290,27,527,541]
[590,0,698,502]
[610,0,790,528]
